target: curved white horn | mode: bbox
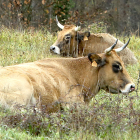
[56,15,64,29]
[105,39,118,54]
[75,26,81,31]
[114,38,130,53]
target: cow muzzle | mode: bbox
[120,83,135,94]
[107,83,135,94]
[50,45,60,54]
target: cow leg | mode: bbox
[60,86,85,110]
[36,91,61,113]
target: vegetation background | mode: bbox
[0,0,140,139]
[1,0,140,35]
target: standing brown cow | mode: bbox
[0,39,135,112]
[50,16,137,65]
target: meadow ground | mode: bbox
[0,26,140,140]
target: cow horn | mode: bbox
[114,38,130,52]
[75,26,81,31]
[105,39,118,54]
[56,15,64,29]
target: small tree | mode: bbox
[53,0,72,23]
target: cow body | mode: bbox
[0,44,135,112]
[50,18,137,65]
[0,58,96,111]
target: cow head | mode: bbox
[50,16,90,57]
[88,39,135,94]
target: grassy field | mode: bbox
[0,26,140,140]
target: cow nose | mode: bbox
[50,46,55,51]
[50,45,60,54]
[130,84,135,92]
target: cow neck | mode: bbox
[68,57,100,95]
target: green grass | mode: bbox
[0,27,140,140]
[0,27,58,66]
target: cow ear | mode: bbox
[84,31,90,37]
[88,53,105,67]
[83,31,90,41]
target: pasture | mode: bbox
[0,26,140,140]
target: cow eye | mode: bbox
[112,63,122,73]
[64,34,71,40]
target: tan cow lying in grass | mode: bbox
[0,39,135,113]
[50,16,137,65]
